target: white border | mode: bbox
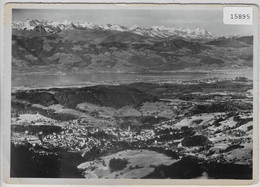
[1,1,259,186]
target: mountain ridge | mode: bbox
[12,20,253,75]
[13,19,217,39]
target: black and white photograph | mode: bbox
[2,2,258,185]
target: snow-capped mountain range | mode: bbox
[12,19,216,39]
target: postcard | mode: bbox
[1,1,259,186]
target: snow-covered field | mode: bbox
[16,113,56,124]
[78,149,178,179]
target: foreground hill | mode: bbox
[13,85,157,109]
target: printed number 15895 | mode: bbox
[230,14,250,19]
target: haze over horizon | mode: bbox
[13,8,253,36]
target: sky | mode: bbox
[12,7,253,36]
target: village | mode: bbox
[11,105,253,167]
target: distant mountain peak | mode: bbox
[129,25,140,30]
[62,19,72,25]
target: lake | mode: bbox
[12,70,253,88]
